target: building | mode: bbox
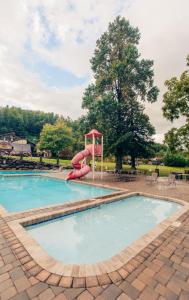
[0,140,13,155]
[0,132,34,156]
[11,142,32,156]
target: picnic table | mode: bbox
[171,172,189,181]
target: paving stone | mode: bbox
[14,275,31,292]
[72,277,86,288]
[38,288,55,300]
[59,276,73,288]
[46,274,61,286]
[179,291,189,300]
[1,286,17,300]
[28,266,42,277]
[87,286,103,297]
[26,282,49,298]
[12,260,21,268]
[36,270,50,282]
[118,268,129,279]
[63,288,85,300]
[16,251,28,259]
[50,285,64,296]
[10,266,25,280]
[123,263,136,273]
[20,256,31,265]
[86,276,99,288]
[117,294,132,300]
[0,247,12,256]
[29,276,39,286]
[97,274,111,285]
[11,291,30,300]
[108,271,122,283]
[155,283,178,300]
[131,278,145,291]
[24,260,36,270]
[0,272,9,283]
[119,281,140,300]
[0,278,13,292]
[167,278,181,295]
[138,286,159,300]
[77,290,94,300]
[99,284,122,300]
[53,294,67,300]
[0,263,13,275]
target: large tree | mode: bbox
[82,16,158,169]
[38,119,73,164]
[163,56,189,152]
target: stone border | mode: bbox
[7,192,189,287]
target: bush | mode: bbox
[163,153,189,167]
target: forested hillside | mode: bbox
[0,106,58,143]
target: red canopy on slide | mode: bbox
[85,129,102,138]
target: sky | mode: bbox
[0,0,188,143]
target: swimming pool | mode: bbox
[0,176,114,212]
[27,195,181,264]
[0,170,48,175]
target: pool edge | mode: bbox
[7,192,189,287]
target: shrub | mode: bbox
[163,153,188,167]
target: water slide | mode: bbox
[66,144,101,180]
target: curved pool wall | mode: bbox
[27,195,181,264]
[0,176,115,212]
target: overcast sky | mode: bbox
[0,0,188,142]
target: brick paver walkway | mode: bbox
[0,176,189,299]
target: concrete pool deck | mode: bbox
[0,172,189,299]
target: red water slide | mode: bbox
[66,144,101,180]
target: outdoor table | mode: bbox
[172,173,189,181]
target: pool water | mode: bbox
[0,176,114,212]
[27,196,181,264]
[0,170,48,175]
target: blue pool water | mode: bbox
[0,170,48,175]
[0,176,114,212]
[27,196,181,264]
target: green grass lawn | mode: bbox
[7,156,189,177]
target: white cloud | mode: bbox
[0,0,188,137]
[126,0,189,135]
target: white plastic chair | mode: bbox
[146,172,158,184]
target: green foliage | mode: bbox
[38,119,73,156]
[163,153,189,167]
[0,106,58,143]
[67,118,85,154]
[164,127,189,153]
[82,16,158,169]
[163,56,189,152]
[152,143,168,157]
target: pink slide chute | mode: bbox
[66,144,101,180]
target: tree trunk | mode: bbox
[131,155,136,169]
[115,148,123,171]
[39,156,43,163]
[56,156,60,165]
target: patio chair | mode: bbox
[146,172,158,184]
[166,174,176,186]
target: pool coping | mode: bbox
[7,192,189,286]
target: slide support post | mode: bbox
[92,134,95,180]
[101,135,103,179]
